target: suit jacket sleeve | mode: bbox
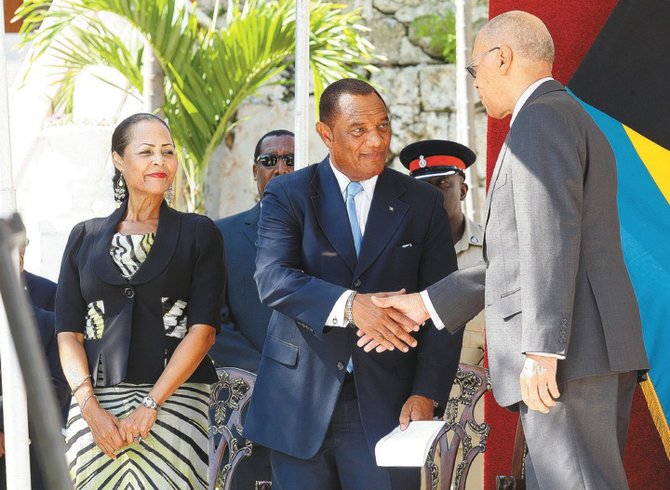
[412,191,464,406]
[55,222,88,334]
[185,216,226,332]
[34,307,71,423]
[254,178,348,338]
[509,103,583,356]
[209,291,262,371]
[426,263,486,334]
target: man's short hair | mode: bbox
[483,10,554,64]
[253,129,295,162]
[319,78,387,125]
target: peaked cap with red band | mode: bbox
[399,139,476,180]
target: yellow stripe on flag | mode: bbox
[624,126,670,205]
[641,378,670,459]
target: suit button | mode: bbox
[124,287,135,298]
[336,361,345,371]
[353,279,362,289]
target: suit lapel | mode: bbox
[483,138,509,229]
[132,201,180,285]
[93,202,131,286]
[94,200,181,285]
[310,160,357,273]
[242,203,260,247]
[355,169,408,278]
[483,79,566,230]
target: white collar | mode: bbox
[329,159,378,200]
[510,77,554,127]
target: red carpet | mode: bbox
[483,1,670,488]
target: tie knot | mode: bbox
[346,181,363,199]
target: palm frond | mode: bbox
[15,0,379,211]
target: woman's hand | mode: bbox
[118,405,159,445]
[81,400,126,459]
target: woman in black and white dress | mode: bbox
[56,113,224,489]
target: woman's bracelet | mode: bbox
[80,393,96,413]
[71,374,92,396]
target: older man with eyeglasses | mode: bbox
[209,129,294,490]
[369,11,648,490]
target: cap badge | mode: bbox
[418,155,427,168]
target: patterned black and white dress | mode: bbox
[64,232,211,489]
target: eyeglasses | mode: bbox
[466,46,501,79]
[256,153,295,168]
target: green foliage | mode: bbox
[411,11,457,63]
[14,0,378,212]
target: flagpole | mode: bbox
[455,0,481,224]
[294,0,310,170]
[0,1,32,488]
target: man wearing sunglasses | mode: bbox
[210,129,294,490]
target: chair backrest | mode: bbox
[208,366,258,490]
[422,362,492,490]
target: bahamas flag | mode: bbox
[568,0,670,456]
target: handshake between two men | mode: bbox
[347,289,441,430]
[353,289,561,417]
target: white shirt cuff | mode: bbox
[420,290,444,330]
[326,290,354,327]
[525,352,566,360]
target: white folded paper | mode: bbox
[374,420,446,467]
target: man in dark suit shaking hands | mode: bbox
[209,129,294,489]
[244,79,463,490]
[370,11,649,490]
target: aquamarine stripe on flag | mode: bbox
[569,91,670,446]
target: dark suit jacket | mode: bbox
[56,200,224,386]
[23,271,57,311]
[32,307,71,425]
[244,159,463,459]
[210,203,271,372]
[427,80,649,407]
[0,308,69,430]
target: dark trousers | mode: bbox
[521,371,637,490]
[270,376,418,490]
[230,443,272,490]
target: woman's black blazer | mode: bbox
[56,200,225,385]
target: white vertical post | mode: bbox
[0,3,32,488]
[455,0,482,224]
[1,0,16,211]
[294,0,310,170]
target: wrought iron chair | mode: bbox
[422,362,492,490]
[208,366,270,490]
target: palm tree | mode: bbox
[15,0,377,211]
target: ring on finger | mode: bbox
[133,435,142,443]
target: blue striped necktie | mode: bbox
[345,181,363,373]
[346,181,364,256]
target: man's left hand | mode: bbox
[399,395,434,431]
[520,354,560,413]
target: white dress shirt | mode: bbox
[326,160,378,327]
[510,77,554,126]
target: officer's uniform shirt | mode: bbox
[455,215,485,366]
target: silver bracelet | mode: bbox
[345,291,357,327]
[81,393,96,413]
[71,374,92,396]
